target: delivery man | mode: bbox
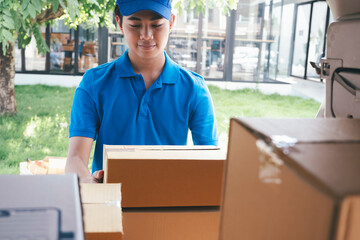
[65,0,218,183]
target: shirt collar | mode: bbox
[115,49,179,84]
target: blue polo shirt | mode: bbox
[69,50,218,173]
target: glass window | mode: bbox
[49,20,74,73]
[277,4,295,79]
[267,1,282,80]
[167,11,198,72]
[78,26,99,73]
[232,1,264,82]
[14,40,22,71]
[25,26,46,71]
[109,14,127,62]
[291,3,311,77]
[200,7,226,79]
[306,2,328,79]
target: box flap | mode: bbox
[235,118,360,143]
[233,118,360,198]
[278,143,360,198]
[104,145,220,151]
[80,183,121,204]
[105,149,226,160]
[336,196,360,240]
[327,0,360,20]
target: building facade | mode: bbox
[15,0,331,83]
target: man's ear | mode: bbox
[116,15,124,33]
[169,14,175,31]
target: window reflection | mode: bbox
[14,40,22,71]
[307,2,328,80]
[292,4,311,77]
[25,26,46,71]
[79,26,98,72]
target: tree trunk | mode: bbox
[0,42,17,115]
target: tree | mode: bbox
[0,0,238,115]
[0,0,115,115]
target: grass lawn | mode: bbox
[0,84,320,174]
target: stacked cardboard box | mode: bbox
[80,183,123,240]
[219,118,360,240]
[19,156,66,175]
[103,145,226,240]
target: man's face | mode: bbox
[117,10,174,61]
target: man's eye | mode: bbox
[152,24,163,28]
[129,24,140,28]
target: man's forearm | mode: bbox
[65,156,91,181]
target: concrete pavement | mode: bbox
[14,73,325,103]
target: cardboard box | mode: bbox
[19,156,66,175]
[80,183,123,240]
[219,118,360,240]
[122,207,220,240]
[0,174,84,240]
[103,145,226,207]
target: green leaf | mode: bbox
[88,0,100,7]
[2,15,15,30]
[2,28,14,43]
[27,3,37,19]
[3,9,12,17]
[21,0,31,11]
[2,39,9,55]
[51,0,60,12]
[67,0,79,21]
[31,0,42,12]
[22,8,30,19]
[33,25,49,54]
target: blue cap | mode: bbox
[116,0,172,20]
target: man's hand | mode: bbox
[92,170,104,183]
[79,170,104,183]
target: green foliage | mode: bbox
[0,0,116,55]
[172,0,239,16]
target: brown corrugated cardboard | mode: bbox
[219,118,360,240]
[336,196,360,240]
[122,207,220,240]
[103,145,226,207]
[80,183,123,240]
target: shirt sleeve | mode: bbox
[189,81,218,146]
[69,72,99,139]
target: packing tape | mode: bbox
[256,139,284,184]
[105,199,121,208]
[270,135,298,154]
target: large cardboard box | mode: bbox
[0,174,84,240]
[122,207,220,240]
[219,118,360,240]
[80,183,123,240]
[103,145,226,207]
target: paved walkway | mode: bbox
[14,73,325,103]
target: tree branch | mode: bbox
[35,6,65,24]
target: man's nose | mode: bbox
[140,26,153,40]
